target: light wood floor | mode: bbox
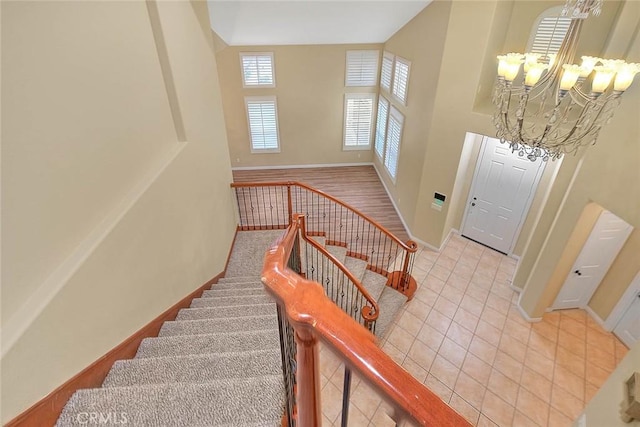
[232,166,410,243]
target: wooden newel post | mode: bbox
[295,327,321,427]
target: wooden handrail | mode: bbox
[262,216,471,427]
[298,216,379,325]
[231,181,419,254]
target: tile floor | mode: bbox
[318,234,629,427]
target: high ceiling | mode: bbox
[207,1,432,46]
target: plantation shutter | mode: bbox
[384,107,404,180]
[246,97,279,151]
[375,96,389,159]
[392,57,410,105]
[241,53,275,87]
[345,50,380,86]
[344,94,375,148]
[530,16,571,56]
[380,52,394,91]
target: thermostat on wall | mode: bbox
[431,193,446,211]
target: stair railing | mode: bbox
[264,215,471,427]
[298,215,379,332]
[231,181,419,299]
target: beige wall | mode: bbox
[575,341,640,426]
[518,0,640,318]
[410,1,500,247]
[215,42,382,168]
[376,0,452,231]
[1,1,236,421]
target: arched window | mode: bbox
[526,6,571,57]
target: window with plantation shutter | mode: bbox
[384,107,404,181]
[380,51,394,92]
[343,93,375,150]
[528,10,571,57]
[245,96,280,152]
[392,57,410,105]
[345,50,380,87]
[240,52,275,87]
[375,96,389,159]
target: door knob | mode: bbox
[471,203,476,206]
[574,270,582,276]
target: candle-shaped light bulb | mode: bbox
[579,56,600,77]
[613,62,640,92]
[525,63,547,87]
[592,66,616,93]
[497,55,508,77]
[560,64,582,91]
[524,53,541,73]
[504,57,524,82]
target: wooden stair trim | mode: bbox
[299,217,379,324]
[324,239,347,247]
[262,220,471,427]
[386,270,418,300]
[231,181,418,254]
[5,272,224,427]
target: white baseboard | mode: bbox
[584,305,607,330]
[516,295,543,323]
[371,163,449,253]
[509,284,523,293]
[232,162,373,171]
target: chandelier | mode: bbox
[492,0,639,161]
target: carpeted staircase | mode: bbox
[57,229,408,426]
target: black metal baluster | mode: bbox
[340,367,352,427]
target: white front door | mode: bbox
[552,210,633,310]
[614,294,640,348]
[461,136,545,254]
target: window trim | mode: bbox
[239,52,276,88]
[374,96,390,160]
[391,56,411,106]
[245,96,281,154]
[343,93,376,151]
[380,51,395,93]
[345,50,380,87]
[383,106,404,183]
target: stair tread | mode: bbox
[159,315,278,337]
[374,287,408,339]
[216,276,261,284]
[361,270,388,301]
[190,295,272,308]
[103,350,282,388]
[57,376,284,426]
[343,256,368,284]
[175,304,276,321]
[201,288,265,298]
[209,282,263,291]
[135,330,280,358]
[326,244,347,264]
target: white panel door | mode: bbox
[552,210,633,310]
[462,136,545,254]
[614,294,640,348]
